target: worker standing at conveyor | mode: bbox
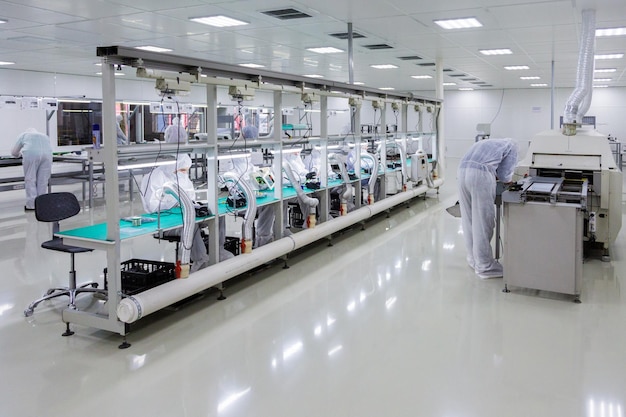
[11,127,53,211]
[457,138,518,279]
[141,154,211,272]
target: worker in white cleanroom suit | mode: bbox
[141,154,211,272]
[116,114,128,146]
[164,116,187,143]
[457,138,518,279]
[12,127,53,211]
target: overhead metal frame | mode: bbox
[96,46,441,104]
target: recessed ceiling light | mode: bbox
[370,64,398,69]
[595,54,624,60]
[434,17,482,30]
[504,65,529,70]
[190,16,248,27]
[307,47,343,54]
[303,74,324,78]
[411,75,433,79]
[443,82,457,86]
[459,87,474,91]
[594,78,611,82]
[595,68,617,73]
[480,49,513,55]
[135,46,173,53]
[530,83,547,87]
[596,27,626,37]
[593,85,609,88]
[239,63,265,68]
[379,87,395,90]
[520,76,540,80]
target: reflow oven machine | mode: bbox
[502,128,622,301]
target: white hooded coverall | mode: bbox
[140,154,210,271]
[457,138,518,277]
[12,128,53,210]
[164,117,187,143]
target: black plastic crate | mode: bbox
[121,259,176,295]
[224,236,240,256]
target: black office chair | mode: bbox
[24,192,107,320]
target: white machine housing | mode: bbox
[514,129,622,254]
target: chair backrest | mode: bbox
[35,192,81,224]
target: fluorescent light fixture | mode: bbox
[443,82,457,86]
[379,87,395,90]
[520,76,540,80]
[595,53,624,60]
[596,27,626,37]
[530,83,548,87]
[595,68,617,72]
[459,87,474,91]
[0,61,15,65]
[0,19,7,24]
[307,47,343,54]
[118,160,177,171]
[135,45,172,53]
[594,78,611,82]
[303,74,323,78]
[218,152,251,160]
[593,85,609,88]
[353,81,365,85]
[504,65,529,70]
[480,48,513,55]
[59,99,92,103]
[96,72,124,76]
[190,15,248,27]
[370,64,398,69]
[434,17,482,30]
[239,63,265,68]
[411,75,432,79]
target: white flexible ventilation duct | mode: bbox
[563,9,596,126]
[116,178,444,324]
[161,181,195,268]
[222,172,257,245]
[329,153,353,214]
[282,161,319,211]
[361,152,379,203]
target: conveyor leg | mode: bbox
[118,336,131,349]
[573,296,581,304]
[62,322,74,337]
[502,284,510,293]
[215,283,226,300]
[327,236,333,247]
[282,255,290,269]
[360,221,365,231]
[386,209,391,218]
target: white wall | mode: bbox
[419,87,626,159]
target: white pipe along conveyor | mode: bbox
[117,178,443,324]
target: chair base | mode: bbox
[24,282,107,317]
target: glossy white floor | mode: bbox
[1,158,625,417]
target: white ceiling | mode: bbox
[1,0,625,93]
